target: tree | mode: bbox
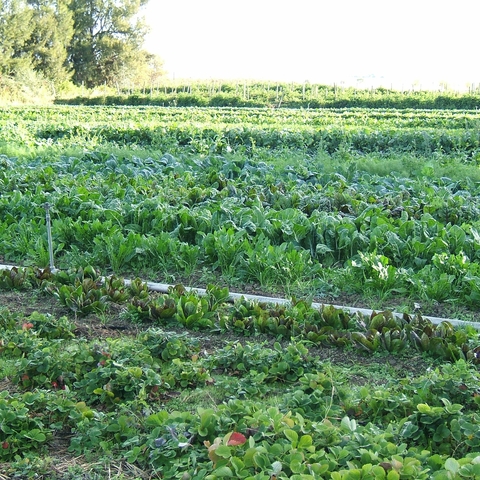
[0,0,34,75]
[115,51,164,90]
[0,0,162,96]
[25,0,74,85]
[68,0,150,88]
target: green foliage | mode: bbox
[68,0,151,88]
[0,267,30,290]
[102,274,130,303]
[26,311,75,340]
[0,0,73,101]
[54,277,108,315]
[0,391,50,460]
[1,287,480,477]
[0,0,160,100]
[3,103,480,478]
[127,292,177,323]
[138,328,200,360]
[0,0,34,75]
[25,0,74,84]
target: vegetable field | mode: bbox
[1,102,480,479]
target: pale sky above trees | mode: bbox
[142,0,480,90]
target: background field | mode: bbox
[2,102,480,317]
[1,95,480,479]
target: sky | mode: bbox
[141,0,480,90]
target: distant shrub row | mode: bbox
[55,83,480,109]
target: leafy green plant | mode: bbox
[0,267,30,290]
[399,399,465,455]
[54,279,108,315]
[175,294,217,330]
[138,328,200,361]
[4,102,480,479]
[98,230,143,272]
[102,275,130,303]
[26,312,75,340]
[0,391,51,460]
[0,307,18,331]
[73,354,162,406]
[127,293,177,322]
[127,276,149,298]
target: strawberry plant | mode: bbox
[0,391,51,460]
[399,400,466,455]
[138,329,200,361]
[26,312,75,340]
[0,307,17,331]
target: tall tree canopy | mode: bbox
[68,0,151,88]
[0,0,161,89]
[0,0,34,74]
[25,0,74,84]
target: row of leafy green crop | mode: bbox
[3,105,480,129]
[2,106,480,159]
[31,123,480,158]
[54,81,480,109]
[1,267,480,478]
[2,152,480,308]
[3,265,480,361]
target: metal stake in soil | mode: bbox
[44,202,57,273]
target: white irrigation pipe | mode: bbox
[43,203,58,273]
[1,264,479,330]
